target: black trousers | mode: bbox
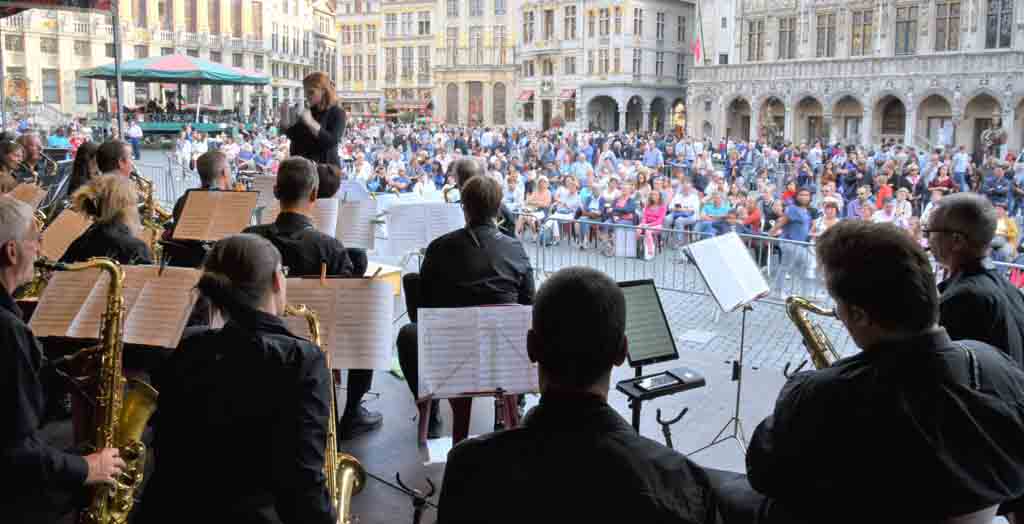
[340,369,373,419]
[396,323,419,399]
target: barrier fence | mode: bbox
[136,154,201,210]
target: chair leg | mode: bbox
[417,399,431,445]
[449,397,473,445]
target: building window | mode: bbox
[418,11,430,35]
[75,77,91,105]
[385,14,397,37]
[211,85,223,106]
[210,51,221,63]
[233,53,242,67]
[541,9,553,40]
[354,54,363,81]
[208,0,220,34]
[895,6,918,55]
[469,26,483,64]
[40,38,59,54]
[158,0,173,30]
[470,0,483,17]
[368,54,377,82]
[524,11,535,43]
[105,43,116,57]
[633,8,643,37]
[565,6,577,40]
[42,69,59,104]
[614,7,622,34]
[935,1,960,51]
[368,25,376,43]
[342,25,351,44]
[564,56,576,75]
[494,0,505,15]
[721,17,727,29]
[778,16,796,59]
[493,82,506,124]
[632,48,641,78]
[161,46,174,56]
[719,53,728,65]
[185,0,197,32]
[564,100,575,121]
[599,8,609,36]
[676,55,685,81]
[231,0,242,37]
[598,48,609,74]
[613,48,621,72]
[986,0,1012,49]
[542,59,554,76]
[74,40,90,57]
[253,1,262,38]
[446,27,458,65]
[655,51,664,76]
[524,60,534,77]
[401,46,413,80]
[588,10,595,38]
[495,25,507,64]
[5,35,24,52]
[816,12,836,57]
[385,47,396,82]
[587,51,594,75]
[418,45,430,82]
[401,13,413,36]
[353,25,362,44]
[523,102,534,122]
[272,23,278,51]
[678,16,685,42]
[748,19,764,61]
[850,10,874,56]
[656,12,665,41]
[137,83,151,104]
[254,56,264,70]
[342,55,352,82]
[446,0,457,17]
[134,0,147,28]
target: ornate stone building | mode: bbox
[687,0,1024,154]
[513,0,695,132]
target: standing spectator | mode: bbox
[126,119,143,160]
[769,187,813,297]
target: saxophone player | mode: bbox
[137,234,336,524]
[0,196,125,523]
[708,221,1024,524]
[13,132,46,184]
[95,139,134,179]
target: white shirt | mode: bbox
[670,192,701,213]
[127,124,143,139]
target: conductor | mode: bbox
[282,72,345,167]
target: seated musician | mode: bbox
[709,221,1024,524]
[243,157,379,439]
[60,174,153,265]
[396,173,534,438]
[137,234,336,524]
[162,151,232,269]
[0,140,24,193]
[13,132,46,184]
[437,267,721,524]
[0,196,126,523]
[95,140,134,178]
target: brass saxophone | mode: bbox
[284,304,365,524]
[38,258,158,524]
[784,296,842,370]
[130,172,171,257]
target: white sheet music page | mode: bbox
[388,204,428,255]
[67,266,148,340]
[477,305,537,395]
[339,180,370,202]
[337,200,376,249]
[424,203,466,246]
[207,191,259,240]
[417,308,482,399]
[283,279,339,347]
[171,191,216,240]
[329,280,393,370]
[313,199,340,238]
[29,268,101,338]
[251,176,277,208]
[686,233,769,312]
[123,266,201,348]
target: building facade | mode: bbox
[378,0,434,117]
[513,0,694,132]
[0,0,271,118]
[335,0,383,117]
[432,0,518,127]
[687,0,1024,154]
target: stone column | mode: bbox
[458,82,469,125]
[904,105,916,147]
[783,106,795,142]
[749,103,760,142]
[482,82,493,127]
[642,110,651,132]
[618,110,626,132]
[825,113,839,145]
[861,107,873,147]
[1002,105,1017,156]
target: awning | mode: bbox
[518,90,535,102]
[560,89,576,99]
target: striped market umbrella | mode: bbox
[78,54,269,86]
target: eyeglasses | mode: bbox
[922,228,966,238]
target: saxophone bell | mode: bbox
[784,296,841,370]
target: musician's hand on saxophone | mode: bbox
[83,448,127,487]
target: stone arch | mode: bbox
[586,95,619,132]
[827,91,864,114]
[917,92,956,149]
[445,83,459,124]
[758,95,787,143]
[493,82,507,125]
[870,90,910,114]
[963,90,1005,156]
[962,87,1007,115]
[649,96,668,133]
[874,94,907,144]
[754,92,787,113]
[625,95,645,132]
[792,94,826,145]
[725,96,753,141]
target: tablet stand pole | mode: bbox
[629,366,643,432]
[689,303,752,456]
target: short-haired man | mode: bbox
[396,175,534,439]
[711,221,1024,523]
[0,196,126,523]
[438,266,722,523]
[96,139,134,178]
[244,157,380,439]
[13,132,46,184]
[165,151,232,268]
[928,192,1024,367]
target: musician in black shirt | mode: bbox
[164,151,232,269]
[138,234,335,524]
[244,158,378,438]
[710,221,1024,523]
[0,196,125,524]
[61,174,153,265]
[282,72,345,166]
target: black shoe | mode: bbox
[427,408,443,440]
[338,406,383,440]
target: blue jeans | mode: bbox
[772,242,812,296]
[954,171,969,192]
[129,137,141,160]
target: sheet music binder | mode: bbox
[684,232,770,313]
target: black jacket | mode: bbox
[285,105,345,166]
[0,285,88,523]
[437,393,723,524]
[138,311,335,524]
[939,257,1024,367]
[420,223,534,308]
[244,212,354,277]
[60,222,153,265]
[748,329,1024,522]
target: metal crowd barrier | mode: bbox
[135,154,201,209]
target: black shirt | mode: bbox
[284,105,345,166]
[437,392,723,524]
[244,212,354,277]
[420,223,534,309]
[0,285,88,523]
[747,329,1024,522]
[60,222,153,265]
[939,257,1024,367]
[139,310,335,524]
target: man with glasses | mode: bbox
[0,196,126,522]
[927,192,1024,367]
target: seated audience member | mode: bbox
[243,157,379,438]
[62,174,153,265]
[991,202,1019,262]
[709,221,1024,524]
[437,267,722,524]
[711,209,752,236]
[695,192,731,237]
[667,182,702,244]
[396,175,534,438]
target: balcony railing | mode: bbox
[157,30,175,43]
[3,14,25,29]
[435,47,513,69]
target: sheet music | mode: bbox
[389,202,465,254]
[29,269,101,337]
[686,233,769,312]
[418,305,537,399]
[174,191,258,241]
[425,203,465,244]
[251,176,277,208]
[9,183,47,208]
[337,200,375,249]
[67,268,146,339]
[262,199,340,237]
[123,267,200,348]
[339,180,370,202]
[40,210,91,261]
[283,279,339,344]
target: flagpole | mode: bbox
[112,0,124,138]
[696,0,707,66]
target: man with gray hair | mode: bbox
[0,195,126,522]
[13,132,46,184]
[928,191,1024,366]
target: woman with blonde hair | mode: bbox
[60,174,153,264]
[283,71,346,166]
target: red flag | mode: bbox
[691,35,702,64]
